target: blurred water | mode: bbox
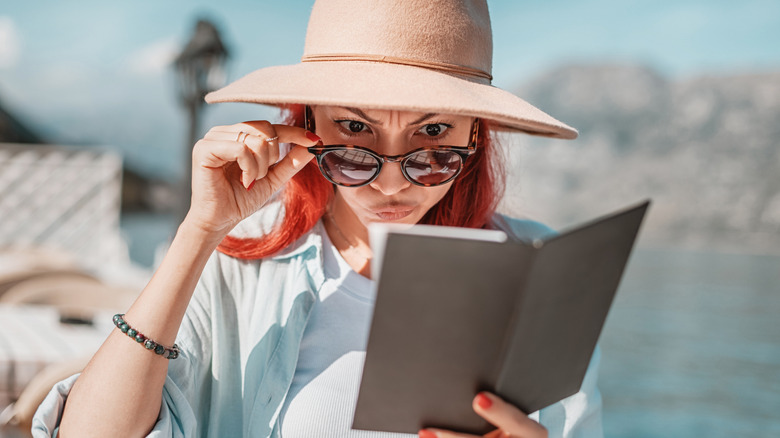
[120,212,177,269]
[600,248,780,437]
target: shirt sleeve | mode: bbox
[534,346,604,438]
[31,254,220,438]
[494,214,557,242]
[30,371,199,438]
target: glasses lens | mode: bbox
[404,150,462,185]
[320,149,380,186]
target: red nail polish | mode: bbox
[418,430,437,438]
[305,131,321,142]
[476,392,492,409]
[247,180,255,190]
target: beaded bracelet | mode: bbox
[112,314,180,360]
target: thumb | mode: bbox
[263,144,316,191]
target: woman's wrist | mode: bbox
[177,214,236,247]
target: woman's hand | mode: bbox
[184,120,320,236]
[419,392,547,438]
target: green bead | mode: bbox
[120,323,129,333]
[154,345,165,355]
[144,340,155,350]
[135,333,145,343]
[127,328,137,338]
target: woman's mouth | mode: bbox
[372,206,415,221]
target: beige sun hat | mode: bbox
[206,0,577,139]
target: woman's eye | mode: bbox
[420,123,449,137]
[338,120,367,133]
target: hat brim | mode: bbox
[205,61,577,139]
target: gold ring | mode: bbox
[236,131,250,144]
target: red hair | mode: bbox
[217,104,505,259]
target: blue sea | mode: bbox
[119,213,780,437]
[599,248,780,437]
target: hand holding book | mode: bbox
[419,392,549,438]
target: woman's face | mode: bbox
[311,106,475,232]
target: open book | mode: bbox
[352,200,650,434]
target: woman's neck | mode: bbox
[323,197,373,279]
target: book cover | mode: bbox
[352,200,650,434]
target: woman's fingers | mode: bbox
[260,144,315,193]
[419,429,505,438]
[202,132,275,183]
[200,121,320,188]
[419,393,546,438]
[471,392,546,438]
[205,125,275,184]
[419,429,477,438]
[193,138,260,188]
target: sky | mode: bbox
[1,0,779,181]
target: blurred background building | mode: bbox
[0,1,778,437]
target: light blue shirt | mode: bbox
[32,214,603,438]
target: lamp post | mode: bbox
[173,19,229,224]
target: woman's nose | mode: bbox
[369,162,411,195]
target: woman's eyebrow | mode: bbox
[344,107,380,124]
[342,107,438,127]
[407,113,438,126]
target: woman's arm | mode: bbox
[58,223,223,437]
[57,122,318,437]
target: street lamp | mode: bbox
[174,18,229,223]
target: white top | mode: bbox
[279,230,415,437]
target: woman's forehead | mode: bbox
[314,105,473,125]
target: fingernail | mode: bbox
[476,392,492,410]
[247,180,255,190]
[305,131,321,142]
[418,430,437,438]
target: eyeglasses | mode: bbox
[304,107,479,187]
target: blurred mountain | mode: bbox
[0,97,45,144]
[505,64,780,254]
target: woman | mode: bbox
[34,0,602,437]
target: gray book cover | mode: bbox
[352,200,650,435]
